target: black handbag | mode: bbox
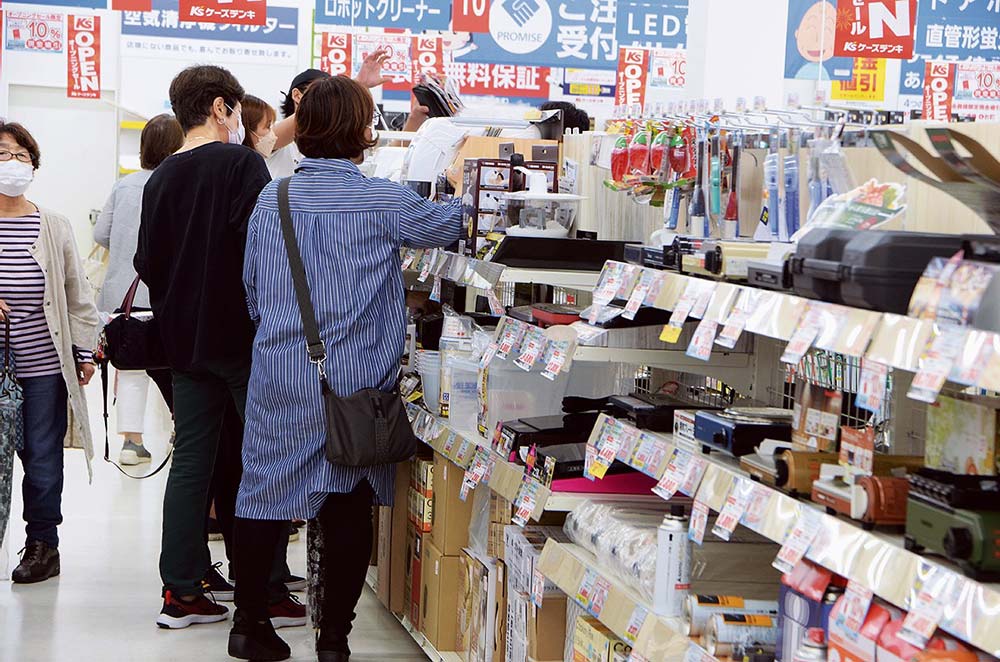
[277,177,417,467]
[101,276,169,370]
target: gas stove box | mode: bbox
[694,408,793,457]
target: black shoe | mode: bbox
[156,591,229,629]
[318,653,349,662]
[208,517,224,542]
[203,562,236,601]
[12,540,60,584]
[284,573,307,592]
[229,610,291,661]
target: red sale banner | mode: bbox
[453,0,490,33]
[615,46,650,110]
[922,61,955,122]
[412,36,444,83]
[320,32,352,77]
[67,15,100,99]
[834,0,916,59]
[179,0,266,26]
[446,62,549,99]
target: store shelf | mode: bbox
[593,260,1000,394]
[583,413,1000,656]
[499,267,601,290]
[537,539,718,661]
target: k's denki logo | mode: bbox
[73,16,95,30]
[505,0,540,27]
[324,33,348,48]
[930,63,951,78]
[624,49,644,64]
[417,38,438,50]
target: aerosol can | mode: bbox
[654,503,691,618]
[792,627,828,662]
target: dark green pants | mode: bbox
[160,356,289,598]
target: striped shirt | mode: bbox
[236,157,462,520]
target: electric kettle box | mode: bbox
[777,559,842,661]
[925,395,999,476]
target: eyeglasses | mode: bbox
[372,109,384,129]
[0,150,32,163]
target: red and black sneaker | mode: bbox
[156,590,229,629]
[268,594,307,629]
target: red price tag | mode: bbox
[711,477,752,541]
[688,500,709,545]
[838,580,874,632]
[773,509,823,574]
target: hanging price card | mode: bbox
[716,289,760,349]
[496,319,528,360]
[739,482,773,532]
[624,605,649,645]
[442,431,459,456]
[781,308,822,364]
[480,342,499,370]
[950,330,995,386]
[684,645,716,662]
[623,269,656,320]
[855,358,889,414]
[712,477,753,541]
[570,321,610,343]
[652,448,691,500]
[514,327,546,371]
[512,478,540,526]
[838,580,874,633]
[690,283,716,319]
[531,568,546,608]
[689,500,709,545]
[455,438,476,465]
[429,276,442,302]
[418,248,438,282]
[660,323,683,344]
[686,319,719,361]
[680,456,709,496]
[616,424,642,463]
[900,589,944,648]
[401,249,418,270]
[540,340,570,381]
[908,326,967,403]
[632,435,669,476]
[773,508,823,574]
[576,567,601,610]
[583,443,598,481]
[460,447,495,500]
[486,288,506,315]
[668,282,701,328]
[589,575,612,617]
[593,262,626,307]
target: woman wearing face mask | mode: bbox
[0,122,100,584]
[135,65,304,630]
[240,95,278,159]
[94,113,183,466]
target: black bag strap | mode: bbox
[2,315,10,377]
[277,177,327,376]
[100,360,172,480]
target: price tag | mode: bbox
[429,276,442,302]
[401,249,418,270]
[683,645,716,662]
[589,576,612,617]
[418,248,438,282]
[908,326,967,403]
[680,456,709,496]
[460,447,495,500]
[479,342,499,370]
[486,288,506,315]
[514,328,546,371]
[531,568,545,608]
[623,269,656,320]
[659,323,683,344]
[496,319,528,360]
[773,508,823,574]
[632,435,669,475]
[583,443,598,481]
[781,308,822,364]
[624,605,649,645]
[616,424,641,462]
[652,448,691,500]
[690,283,716,319]
[712,477,753,541]
[951,330,995,386]
[739,483,773,532]
[590,420,624,479]
[540,340,570,381]
[668,283,700,328]
[900,590,943,648]
[716,289,759,349]
[571,320,610,343]
[644,272,668,306]
[686,319,718,361]
[688,499,709,545]
[837,580,874,632]
[442,431,459,456]
[455,438,475,465]
[512,478,540,526]
[576,567,600,609]
[593,262,626,307]
[855,358,888,413]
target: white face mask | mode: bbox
[223,104,246,145]
[253,130,277,158]
[0,160,34,197]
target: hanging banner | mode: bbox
[5,10,64,53]
[830,56,886,102]
[67,14,100,99]
[320,31,351,76]
[353,33,411,83]
[833,0,916,59]
[784,0,854,81]
[923,61,955,121]
[649,47,686,90]
[922,60,1000,122]
[314,0,451,30]
[615,46,650,110]
[412,35,444,83]
[452,0,489,33]
[180,0,267,26]
[445,61,550,100]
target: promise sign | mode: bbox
[67,15,100,99]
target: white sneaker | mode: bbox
[120,440,152,466]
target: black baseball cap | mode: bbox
[287,69,330,95]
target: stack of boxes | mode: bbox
[571,616,632,662]
[409,458,434,535]
[505,526,570,662]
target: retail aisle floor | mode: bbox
[1,380,426,662]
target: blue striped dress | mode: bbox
[236,157,462,520]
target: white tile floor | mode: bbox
[0,377,426,662]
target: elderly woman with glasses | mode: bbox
[0,122,100,584]
[228,76,462,662]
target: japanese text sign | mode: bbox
[834,0,916,59]
[616,46,650,110]
[6,11,65,53]
[320,32,352,76]
[412,36,444,82]
[67,15,100,99]
[923,60,956,120]
[831,56,886,101]
[315,0,451,30]
[180,0,266,25]
[453,0,489,32]
[121,0,298,46]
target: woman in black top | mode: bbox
[135,65,302,631]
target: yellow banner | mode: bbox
[831,58,887,102]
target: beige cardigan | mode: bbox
[26,208,101,479]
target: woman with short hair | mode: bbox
[228,76,461,662]
[0,121,100,584]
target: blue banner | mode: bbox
[121,0,298,45]
[455,0,686,71]
[314,0,451,30]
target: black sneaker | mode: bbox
[12,540,60,584]
[284,573,307,592]
[203,562,236,601]
[156,591,229,629]
[229,610,291,661]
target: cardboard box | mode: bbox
[488,522,506,560]
[572,615,631,662]
[926,395,999,475]
[529,596,568,662]
[376,506,392,606]
[409,486,433,533]
[504,525,568,596]
[777,559,844,661]
[828,595,893,662]
[413,458,434,497]
[460,550,501,662]
[389,461,412,616]
[421,539,462,652]
[407,525,424,630]
[431,452,475,555]
[490,493,512,524]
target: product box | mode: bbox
[673,409,699,445]
[376,506,393,606]
[420,539,462,652]
[925,395,1000,475]
[491,493,512,525]
[389,460,412,616]
[504,525,568,596]
[407,524,424,630]
[777,559,844,661]
[529,595,567,662]
[413,458,435,498]
[876,612,963,662]
[461,551,507,662]
[572,615,631,662]
[489,522,507,559]
[409,486,434,533]
[431,452,475,555]
[828,595,893,662]
[791,382,843,452]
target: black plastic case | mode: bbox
[788,229,855,305]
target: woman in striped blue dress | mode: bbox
[229,76,462,662]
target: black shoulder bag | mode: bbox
[277,177,417,467]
